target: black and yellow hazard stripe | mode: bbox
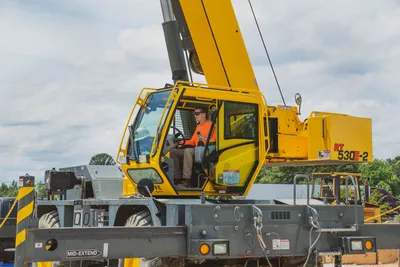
[15,186,35,247]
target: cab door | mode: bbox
[203,99,262,193]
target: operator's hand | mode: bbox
[198,134,207,141]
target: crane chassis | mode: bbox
[13,166,400,267]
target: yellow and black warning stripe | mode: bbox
[15,186,35,247]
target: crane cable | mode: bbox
[248,0,287,106]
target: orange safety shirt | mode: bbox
[185,121,216,147]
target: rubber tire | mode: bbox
[119,210,185,267]
[37,210,81,267]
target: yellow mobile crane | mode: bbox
[13,1,399,267]
[117,0,372,198]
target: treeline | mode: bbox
[1,155,399,199]
[0,153,115,198]
[0,181,19,197]
[0,181,47,198]
[256,156,400,197]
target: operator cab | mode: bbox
[120,83,265,196]
[158,87,261,194]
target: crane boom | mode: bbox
[170,0,259,90]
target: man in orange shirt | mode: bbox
[170,107,216,187]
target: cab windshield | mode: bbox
[128,89,172,160]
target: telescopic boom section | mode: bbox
[172,0,259,91]
[159,0,189,83]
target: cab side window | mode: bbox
[224,101,258,140]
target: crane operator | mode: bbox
[170,107,216,187]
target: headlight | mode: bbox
[351,240,363,251]
[213,243,228,255]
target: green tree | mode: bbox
[0,180,47,199]
[89,153,116,165]
[359,159,400,197]
[368,189,390,213]
[255,157,400,199]
[36,181,47,199]
[0,181,18,197]
[7,181,18,197]
[255,163,360,185]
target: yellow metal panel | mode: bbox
[17,186,34,200]
[123,258,141,267]
[307,116,326,160]
[272,106,302,135]
[38,262,52,267]
[215,144,258,186]
[15,229,26,247]
[326,115,372,162]
[180,0,259,90]
[308,115,373,162]
[277,135,308,159]
[121,162,178,197]
[202,0,258,90]
[122,177,135,196]
[179,0,229,87]
[16,201,34,224]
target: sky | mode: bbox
[0,0,399,183]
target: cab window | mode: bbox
[224,101,257,140]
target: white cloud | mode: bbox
[1,0,399,182]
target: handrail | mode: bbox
[345,175,359,227]
[293,174,310,205]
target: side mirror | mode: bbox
[137,178,155,197]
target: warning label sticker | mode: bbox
[318,150,331,159]
[272,239,290,250]
[66,249,102,259]
[223,170,240,185]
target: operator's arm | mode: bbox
[185,133,197,146]
[179,126,198,146]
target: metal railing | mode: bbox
[293,174,310,205]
